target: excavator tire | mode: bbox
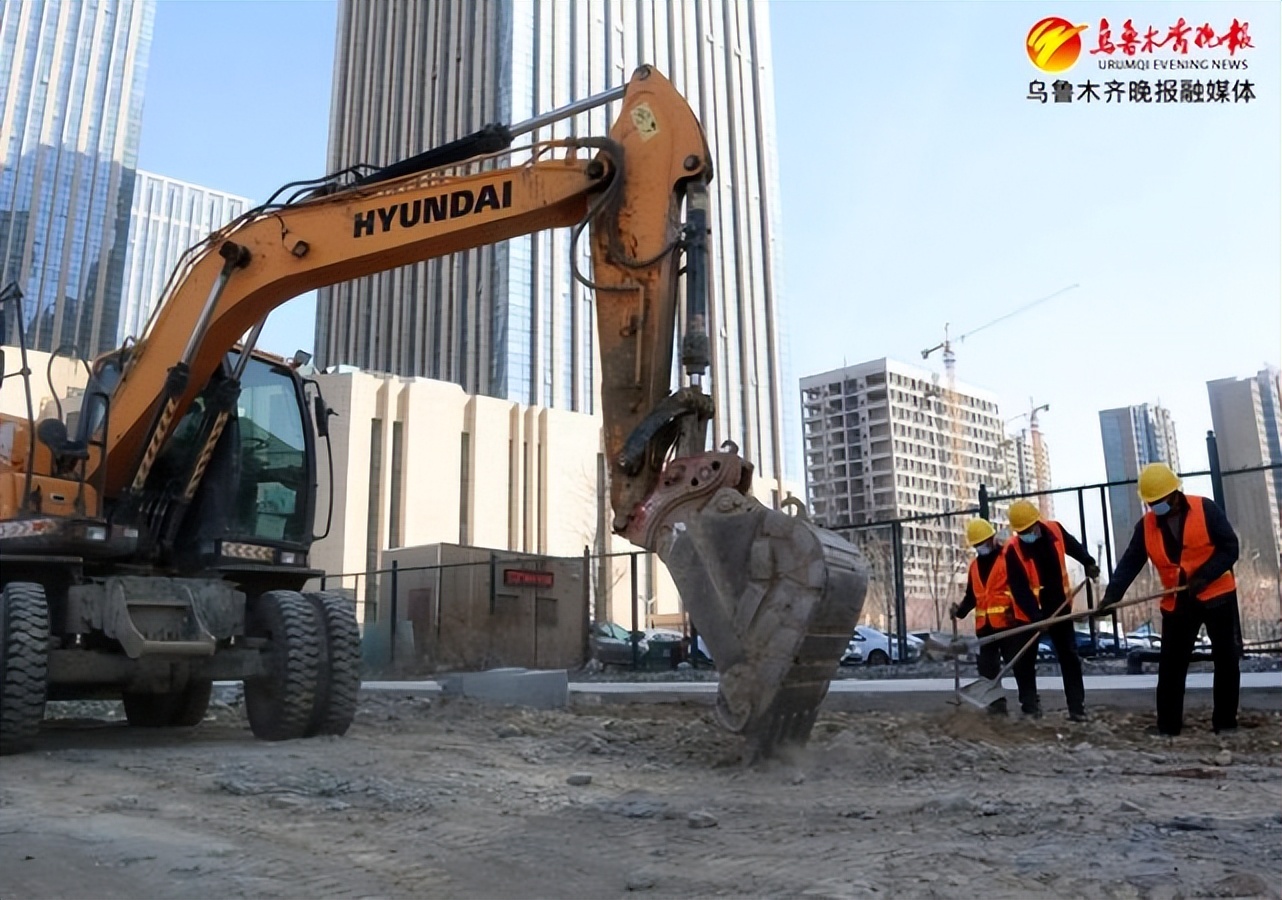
[245,590,322,742]
[304,590,361,737]
[658,487,869,761]
[0,582,49,755]
[122,679,213,728]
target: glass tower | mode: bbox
[318,0,800,487]
[0,0,155,358]
[118,170,251,344]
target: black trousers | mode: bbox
[1157,593,1241,735]
[977,630,1039,713]
[1044,619,1086,714]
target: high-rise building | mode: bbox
[801,358,1007,621]
[1256,365,1282,506]
[1207,373,1282,576]
[317,0,799,489]
[118,171,251,344]
[1000,423,1054,518]
[1,0,155,358]
[1099,403,1181,551]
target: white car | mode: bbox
[844,626,922,666]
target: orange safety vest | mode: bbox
[1142,495,1237,614]
[1007,520,1071,615]
[969,554,1014,631]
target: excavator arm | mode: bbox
[60,66,869,757]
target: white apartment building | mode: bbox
[801,358,1014,621]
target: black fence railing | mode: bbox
[314,548,673,673]
[823,432,1282,664]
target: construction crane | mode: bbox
[1006,400,1053,519]
[920,284,1078,521]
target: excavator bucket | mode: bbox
[625,450,869,760]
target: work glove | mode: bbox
[949,602,961,620]
[1185,574,1209,598]
[1085,562,1101,580]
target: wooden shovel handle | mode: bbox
[972,587,1172,649]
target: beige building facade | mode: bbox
[308,365,802,630]
[0,347,89,421]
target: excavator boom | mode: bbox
[7,66,869,758]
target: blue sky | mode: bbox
[137,0,1280,546]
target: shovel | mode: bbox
[927,587,1174,658]
[956,579,1086,710]
[948,614,962,706]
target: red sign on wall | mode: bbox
[503,569,554,589]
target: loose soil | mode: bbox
[1,691,1279,899]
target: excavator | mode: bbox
[0,66,868,759]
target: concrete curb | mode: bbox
[357,672,1282,715]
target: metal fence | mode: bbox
[313,436,1279,674]
[829,434,1282,664]
[313,549,666,674]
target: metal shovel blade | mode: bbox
[957,676,1005,709]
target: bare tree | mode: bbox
[852,529,896,631]
[922,538,968,631]
[1235,541,1282,645]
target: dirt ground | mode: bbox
[1,692,1279,900]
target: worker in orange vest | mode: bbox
[1004,499,1100,722]
[1098,463,1241,736]
[951,518,1041,716]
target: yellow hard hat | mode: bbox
[965,518,996,546]
[1138,462,1181,504]
[1008,499,1041,533]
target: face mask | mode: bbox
[1019,530,1039,544]
[976,544,993,556]
[1150,500,1171,516]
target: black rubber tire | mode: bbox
[121,679,213,728]
[304,591,361,737]
[244,590,322,742]
[866,649,890,667]
[0,582,50,755]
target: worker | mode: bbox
[1004,499,1100,722]
[950,518,1040,716]
[1098,463,1240,737]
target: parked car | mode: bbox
[1035,629,1102,660]
[1126,621,1212,653]
[845,626,922,666]
[643,628,687,667]
[590,621,647,667]
[1093,630,1130,657]
[840,639,865,666]
[1126,622,1161,649]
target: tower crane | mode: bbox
[1006,400,1053,518]
[920,284,1078,523]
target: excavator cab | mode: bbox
[148,349,322,575]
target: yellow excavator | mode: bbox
[0,66,868,758]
